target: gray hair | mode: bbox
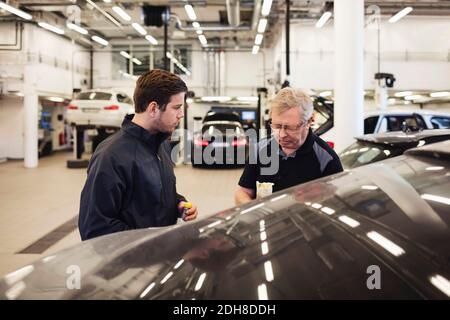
[269,87,314,123]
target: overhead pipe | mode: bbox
[251,0,262,31]
[226,0,240,27]
[171,14,250,32]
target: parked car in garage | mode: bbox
[318,107,450,149]
[191,120,248,167]
[1,140,449,300]
[339,129,450,169]
[363,109,450,134]
[66,90,134,129]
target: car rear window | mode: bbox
[364,116,379,134]
[75,92,112,101]
[340,141,403,169]
[386,115,425,131]
[202,124,242,135]
[430,117,450,129]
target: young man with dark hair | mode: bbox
[79,69,198,240]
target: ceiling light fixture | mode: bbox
[112,6,131,22]
[0,2,32,20]
[389,7,413,23]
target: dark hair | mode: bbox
[133,69,187,113]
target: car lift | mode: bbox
[66,125,89,169]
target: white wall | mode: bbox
[0,22,90,159]
[270,16,450,91]
[93,42,270,99]
[0,97,24,159]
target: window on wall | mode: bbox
[112,45,192,79]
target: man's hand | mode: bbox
[178,201,198,222]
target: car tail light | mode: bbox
[326,141,335,149]
[194,138,209,147]
[68,105,78,110]
[104,105,119,110]
[232,138,247,147]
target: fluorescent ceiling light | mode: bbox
[184,4,197,21]
[421,194,450,205]
[316,11,332,28]
[196,29,203,35]
[201,96,232,102]
[139,282,155,298]
[112,6,131,22]
[339,215,360,228]
[198,34,207,45]
[160,271,173,284]
[320,207,335,215]
[0,2,32,20]
[367,231,405,257]
[132,58,142,65]
[257,19,268,33]
[394,91,413,97]
[430,91,450,98]
[192,22,200,29]
[319,90,332,97]
[174,259,184,269]
[86,0,121,29]
[258,283,268,300]
[404,95,422,100]
[260,231,267,241]
[66,22,88,35]
[145,34,158,45]
[194,273,206,291]
[255,34,263,45]
[429,274,450,298]
[91,35,109,46]
[389,7,413,23]
[264,261,274,282]
[252,45,259,55]
[47,97,64,102]
[103,0,111,3]
[425,166,444,171]
[38,22,64,35]
[120,51,131,59]
[261,241,269,255]
[311,203,322,209]
[261,0,273,16]
[361,185,378,190]
[237,96,259,102]
[132,22,147,35]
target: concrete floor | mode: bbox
[0,151,243,277]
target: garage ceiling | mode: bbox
[0,0,449,49]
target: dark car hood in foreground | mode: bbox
[2,142,450,300]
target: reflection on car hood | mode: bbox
[1,145,450,300]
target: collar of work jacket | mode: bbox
[121,114,170,153]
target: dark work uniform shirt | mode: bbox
[78,114,185,240]
[238,129,343,193]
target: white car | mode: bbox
[320,108,450,151]
[363,109,450,134]
[67,90,134,128]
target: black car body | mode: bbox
[191,120,248,167]
[1,141,450,300]
[339,129,450,169]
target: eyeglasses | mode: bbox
[269,120,307,133]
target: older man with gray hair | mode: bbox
[235,87,343,204]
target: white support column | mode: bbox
[334,0,365,152]
[23,64,39,168]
